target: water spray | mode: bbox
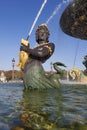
[46,0,72,25]
[26,0,47,40]
[46,4,62,25]
[63,0,72,4]
[26,0,72,40]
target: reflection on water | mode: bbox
[0,83,87,130]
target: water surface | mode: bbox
[0,82,87,130]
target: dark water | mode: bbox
[0,82,87,130]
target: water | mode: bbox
[0,82,87,130]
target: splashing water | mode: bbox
[28,0,47,38]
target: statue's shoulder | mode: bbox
[48,42,55,46]
[47,42,55,50]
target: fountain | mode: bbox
[60,0,87,40]
[17,24,66,90]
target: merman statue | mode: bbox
[18,24,65,90]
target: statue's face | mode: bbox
[36,25,49,44]
[38,28,47,42]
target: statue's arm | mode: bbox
[31,42,55,58]
[20,42,55,58]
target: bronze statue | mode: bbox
[19,24,65,90]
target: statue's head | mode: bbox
[36,24,50,44]
[84,55,87,60]
[83,55,87,70]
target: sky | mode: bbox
[0,0,87,71]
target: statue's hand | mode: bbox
[20,44,29,53]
